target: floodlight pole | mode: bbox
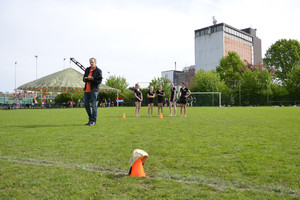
[35,55,38,79]
[14,61,17,105]
[63,58,66,69]
[14,61,17,90]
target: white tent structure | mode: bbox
[18,68,120,93]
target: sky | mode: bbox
[0,0,299,92]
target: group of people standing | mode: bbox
[81,57,192,126]
[134,82,191,118]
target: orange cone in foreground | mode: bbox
[129,157,146,177]
[122,113,126,119]
[160,112,163,119]
[129,149,149,177]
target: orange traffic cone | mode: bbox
[122,113,126,119]
[160,112,163,119]
[129,157,146,177]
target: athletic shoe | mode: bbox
[85,122,91,125]
[89,122,96,126]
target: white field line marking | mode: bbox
[0,156,299,197]
[0,156,128,176]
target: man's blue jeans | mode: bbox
[84,92,98,123]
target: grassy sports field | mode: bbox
[0,107,299,199]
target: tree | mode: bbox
[72,92,83,104]
[216,51,245,88]
[285,65,300,101]
[191,69,232,105]
[240,67,273,105]
[263,39,300,81]
[105,75,129,94]
[270,83,289,104]
[55,93,72,103]
[149,77,171,97]
[216,51,275,105]
[191,69,226,92]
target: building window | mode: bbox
[217,25,223,31]
[213,27,217,32]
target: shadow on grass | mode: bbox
[3,124,85,129]
[104,115,164,119]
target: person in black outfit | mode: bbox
[156,85,165,117]
[147,85,155,117]
[179,82,191,117]
[134,83,143,117]
[169,82,177,116]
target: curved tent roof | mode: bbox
[18,68,120,92]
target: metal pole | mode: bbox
[175,62,176,71]
[64,58,66,69]
[239,80,241,106]
[219,92,221,107]
[14,61,17,90]
[35,55,38,79]
[14,61,17,105]
[212,81,214,106]
[267,79,269,106]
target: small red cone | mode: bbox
[122,113,126,119]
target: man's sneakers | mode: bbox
[89,122,96,126]
[85,121,96,126]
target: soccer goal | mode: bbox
[190,92,221,107]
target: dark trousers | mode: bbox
[84,92,98,123]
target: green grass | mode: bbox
[0,107,299,199]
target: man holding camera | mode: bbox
[83,58,102,126]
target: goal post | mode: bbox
[190,92,221,107]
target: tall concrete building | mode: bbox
[194,23,262,71]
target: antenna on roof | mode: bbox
[213,16,217,25]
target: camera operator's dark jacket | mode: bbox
[83,66,102,92]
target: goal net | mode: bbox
[190,92,221,107]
